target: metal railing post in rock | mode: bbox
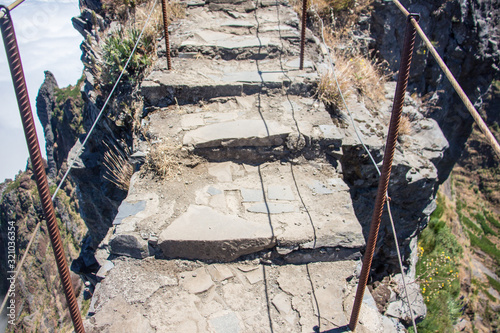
[161,0,172,70]
[299,0,307,70]
[0,6,85,333]
[348,13,419,331]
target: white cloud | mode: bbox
[0,124,29,180]
[0,0,83,181]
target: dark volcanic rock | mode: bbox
[369,0,500,182]
[36,71,58,179]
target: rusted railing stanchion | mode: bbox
[299,0,307,70]
[161,0,172,70]
[0,6,85,333]
[348,13,419,331]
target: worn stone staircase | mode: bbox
[83,0,445,331]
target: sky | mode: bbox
[0,0,83,182]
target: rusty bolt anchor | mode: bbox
[0,6,85,333]
[161,0,172,70]
[299,0,307,70]
[348,13,419,332]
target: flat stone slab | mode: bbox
[181,31,272,49]
[112,158,364,262]
[309,180,334,195]
[180,267,215,294]
[159,205,275,261]
[183,119,293,148]
[85,259,403,333]
[246,202,295,213]
[268,184,295,200]
[113,200,147,225]
[215,71,287,84]
[241,188,264,202]
[210,312,241,333]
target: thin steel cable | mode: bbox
[52,0,159,203]
[0,221,41,314]
[311,7,418,332]
[1,6,84,330]
[275,4,321,330]
[274,0,302,139]
[0,0,159,314]
[387,199,418,331]
[312,7,380,176]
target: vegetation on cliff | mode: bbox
[0,170,86,332]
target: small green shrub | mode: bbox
[102,28,155,85]
[416,196,462,333]
[330,0,354,12]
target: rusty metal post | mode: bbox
[0,6,85,333]
[348,13,419,331]
[160,0,172,70]
[299,0,307,70]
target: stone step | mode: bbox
[141,56,320,106]
[168,5,311,60]
[84,258,404,332]
[108,159,365,263]
[144,94,345,163]
[145,0,325,106]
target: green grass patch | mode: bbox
[54,76,83,104]
[485,211,500,229]
[487,275,500,294]
[469,232,500,266]
[4,178,21,195]
[475,212,498,236]
[81,297,91,317]
[459,212,483,234]
[414,194,462,333]
[484,289,496,302]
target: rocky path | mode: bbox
[83,0,445,331]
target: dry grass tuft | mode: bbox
[135,1,186,37]
[317,29,389,110]
[145,141,203,180]
[317,68,352,108]
[399,115,412,136]
[146,142,183,180]
[103,142,134,191]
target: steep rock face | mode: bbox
[36,72,58,179]
[66,1,144,252]
[0,171,86,331]
[369,0,500,181]
[36,71,85,180]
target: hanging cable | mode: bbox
[51,0,159,203]
[0,0,159,317]
[309,6,418,331]
[311,7,381,176]
[387,199,418,330]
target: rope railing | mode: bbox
[0,0,26,19]
[2,0,498,331]
[309,6,419,331]
[392,0,500,159]
[0,0,160,327]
